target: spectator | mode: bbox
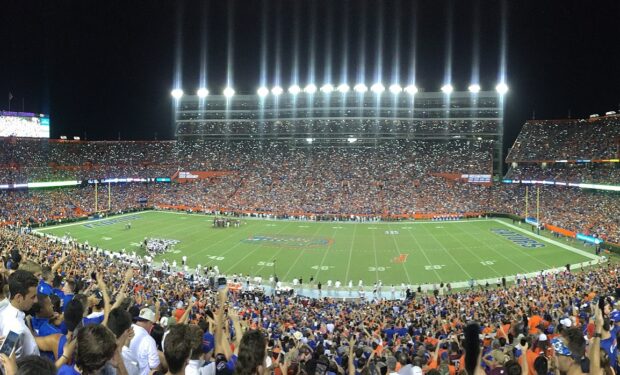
[0,270,40,358]
[129,308,161,375]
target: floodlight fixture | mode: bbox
[495,82,509,95]
[337,84,350,94]
[171,89,184,99]
[347,137,358,143]
[197,88,209,98]
[441,84,454,94]
[288,85,301,95]
[354,83,368,93]
[223,87,235,97]
[304,84,318,94]
[306,138,314,144]
[389,84,402,94]
[320,84,334,94]
[404,85,418,95]
[468,84,481,94]
[257,87,269,97]
[370,83,385,94]
[271,86,284,96]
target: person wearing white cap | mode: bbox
[129,307,161,375]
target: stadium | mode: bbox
[1,2,619,375]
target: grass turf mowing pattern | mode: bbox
[36,211,594,286]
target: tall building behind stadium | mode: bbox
[173,90,505,176]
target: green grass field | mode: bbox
[34,211,599,287]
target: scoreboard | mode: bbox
[0,112,50,138]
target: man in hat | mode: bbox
[129,307,161,375]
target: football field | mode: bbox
[35,210,599,288]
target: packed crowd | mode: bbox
[175,119,499,137]
[506,117,620,162]
[504,165,620,185]
[0,136,618,243]
[0,225,618,375]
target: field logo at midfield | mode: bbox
[243,234,333,248]
[392,254,408,264]
[490,228,545,248]
[83,215,142,228]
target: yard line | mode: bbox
[343,223,358,285]
[402,225,443,282]
[452,223,543,272]
[311,226,342,282]
[418,224,474,280]
[438,223,516,276]
[260,222,326,277]
[371,225,380,283]
[386,224,412,285]
[223,222,302,275]
[282,225,334,280]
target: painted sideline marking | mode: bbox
[34,212,146,231]
[493,219,599,260]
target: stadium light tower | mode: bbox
[257,87,269,97]
[404,85,418,95]
[271,86,284,96]
[320,84,334,94]
[495,82,509,95]
[389,84,402,94]
[171,89,184,99]
[354,83,368,93]
[304,84,318,94]
[370,83,385,94]
[468,84,481,94]
[223,87,235,98]
[441,84,454,94]
[288,85,301,95]
[197,88,209,98]
[337,84,350,94]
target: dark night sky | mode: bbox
[1,0,619,151]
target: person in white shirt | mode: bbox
[129,308,161,375]
[107,308,140,375]
[0,270,40,359]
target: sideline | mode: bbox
[493,219,599,260]
[33,212,147,232]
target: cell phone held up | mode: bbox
[0,331,19,357]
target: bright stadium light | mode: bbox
[337,84,350,94]
[306,138,314,144]
[257,87,269,97]
[304,84,318,94]
[197,88,209,98]
[354,83,368,93]
[320,84,334,94]
[223,87,235,98]
[171,89,184,99]
[370,83,385,94]
[496,82,509,95]
[404,85,418,95]
[347,137,358,143]
[441,84,454,94]
[389,84,402,94]
[468,84,481,94]
[271,86,284,96]
[288,85,301,95]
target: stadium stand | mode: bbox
[0,114,619,375]
[506,116,620,162]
